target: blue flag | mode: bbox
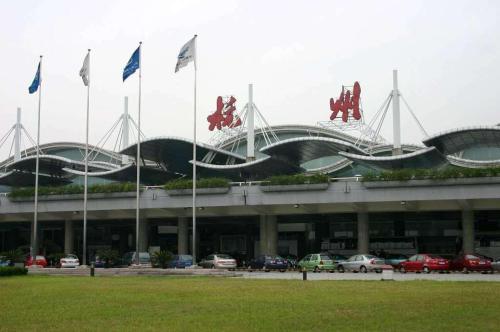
[123,46,140,81]
[29,62,41,94]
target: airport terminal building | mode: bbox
[1,79,500,262]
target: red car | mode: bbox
[25,255,48,268]
[450,254,492,273]
[399,254,449,273]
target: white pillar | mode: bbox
[246,84,255,161]
[138,218,149,252]
[462,210,475,254]
[392,70,402,156]
[14,108,21,161]
[121,96,130,165]
[357,212,369,254]
[178,217,189,255]
[64,220,74,255]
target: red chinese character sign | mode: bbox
[207,96,242,131]
[329,81,361,122]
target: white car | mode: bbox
[60,254,80,268]
[199,254,237,270]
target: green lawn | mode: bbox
[1,276,500,331]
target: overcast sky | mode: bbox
[0,0,499,159]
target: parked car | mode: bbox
[399,254,449,273]
[121,252,152,267]
[168,255,193,268]
[0,256,11,267]
[283,255,298,269]
[59,254,80,268]
[492,258,500,272]
[450,254,492,273]
[199,254,237,270]
[247,255,287,272]
[24,255,48,268]
[92,255,106,268]
[337,254,386,273]
[297,253,336,272]
[383,253,409,268]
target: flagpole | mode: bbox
[192,35,198,265]
[135,42,142,265]
[32,55,42,263]
[83,49,91,266]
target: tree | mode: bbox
[152,251,173,269]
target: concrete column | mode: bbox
[64,220,74,255]
[178,217,189,255]
[259,215,267,255]
[462,210,475,254]
[357,212,369,254]
[30,221,42,255]
[138,219,149,252]
[266,215,278,256]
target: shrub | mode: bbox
[151,250,173,269]
[47,253,66,267]
[95,249,120,268]
[362,167,500,182]
[261,174,329,186]
[8,182,137,199]
[0,267,28,277]
[164,178,230,190]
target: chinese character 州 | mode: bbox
[330,81,361,122]
[207,96,242,131]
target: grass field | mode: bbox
[1,276,500,331]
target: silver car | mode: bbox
[492,259,500,272]
[199,254,237,270]
[337,254,386,273]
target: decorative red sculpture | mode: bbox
[329,81,362,122]
[207,96,242,131]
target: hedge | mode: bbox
[362,167,500,182]
[0,267,28,277]
[164,178,230,190]
[261,174,330,186]
[8,182,137,199]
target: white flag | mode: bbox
[79,53,90,86]
[175,35,197,73]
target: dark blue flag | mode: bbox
[29,62,41,94]
[123,46,140,81]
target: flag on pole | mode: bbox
[123,46,140,81]
[79,53,90,86]
[29,62,41,94]
[175,35,197,73]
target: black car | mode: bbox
[247,255,287,272]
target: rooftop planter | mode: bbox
[8,183,137,202]
[362,168,500,188]
[164,178,230,196]
[260,174,329,192]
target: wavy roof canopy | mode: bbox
[339,147,448,170]
[4,155,111,176]
[63,164,178,185]
[120,136,246,174]
[260,137,367,165]
[0,170,71,186]
[0,141,121,169]
[193,156,303,180]
[423,126,500,155]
